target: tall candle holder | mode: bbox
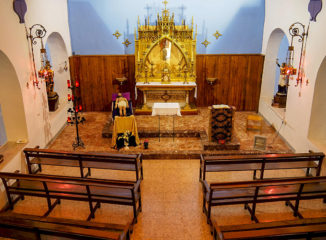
[67,79,85,150]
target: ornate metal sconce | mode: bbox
[288,22,309,94]
[27,24,47,88]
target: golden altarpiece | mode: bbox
[135,3,197,114]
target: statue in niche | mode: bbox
[277,62,288,95]
[272,60,289,108]
[161,39,171,61]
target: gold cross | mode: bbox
[112,30,122,39]
[163,0,168,9]
[213,31,222,40]
[201,39,211,48]
[122,39,131,48]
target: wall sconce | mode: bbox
[206,78,217,86]
[287,22,309,95]
[27,24,52,88]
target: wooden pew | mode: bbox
[0,172,142,224]
[213,217,326,240]
[0,212,131,240]
[199,152,325,181]
[24,148,143,181]
[201,176,326,225]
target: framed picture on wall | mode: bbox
[254,135,267,151]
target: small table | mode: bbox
[152,103,181,141]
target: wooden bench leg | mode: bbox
[132,202,138,224]
[285,200,303,219]
[253,170,257,180]
[207,202,212,225]
[306,168,311,177]
[87,201,100,221]
[43,199,60,217]
[138,194,142,212]
[202,198,206,213]
[140,166,144,180]
[244,203,259,223]
[84,168,91,178]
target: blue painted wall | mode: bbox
[0,104,7,146]
[68,0,265,55]
[274,35,289,94]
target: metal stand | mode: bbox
[72,111,85,150]
[158,115,175,142]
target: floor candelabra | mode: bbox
[67,79,85,150]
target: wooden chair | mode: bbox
[246,114,263,133]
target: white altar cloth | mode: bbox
[152,103,181,116]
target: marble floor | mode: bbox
[9,109,326,240]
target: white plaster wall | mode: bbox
[0,0,72,172]
[259,0,326,152]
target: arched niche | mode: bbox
[260,28,288,104]
[308,56,326,146]
[0,50,28,144]
[45,32,69,108]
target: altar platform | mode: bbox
[48,108,292,159]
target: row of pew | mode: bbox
[200,152,326,240]
[0,147,144,240]
[1,147,326,239]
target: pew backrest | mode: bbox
[200,152,325,180]
[0,172,141,223]
[0,212,131,240]
[213,217,326,240]
[24,148,143,181]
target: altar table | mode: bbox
[152,103,181,141]
[136,82,197,110]
[111,115,140,147]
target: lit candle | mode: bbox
[67,80,71,88]
[68,94,71,101]
[75,80,80,88]
[67,117,71,123]
[79,105,82,111]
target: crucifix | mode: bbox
[163,0,168,9]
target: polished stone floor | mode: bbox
[10,109,326,240]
